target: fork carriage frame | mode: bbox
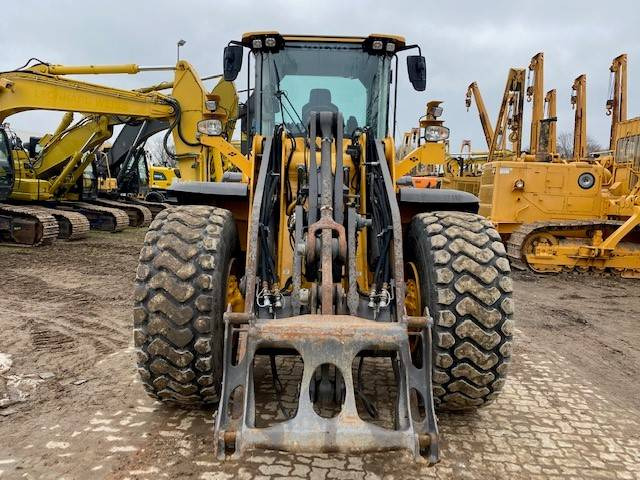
[213,111,439,463]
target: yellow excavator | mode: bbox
[17,113,154,230]
[0,60,236,245]
[478,53,640,276]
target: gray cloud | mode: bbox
[1,0,637,151]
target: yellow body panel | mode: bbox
[479,161,609,233]
[149,166,178,190]
[98,177,118,192]
[396,142,446,177]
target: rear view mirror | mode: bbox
[223,45,243,81]
[28,137,41,159]
[407,55,427,91]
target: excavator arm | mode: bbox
[0,61,240,184]
[0,67,174,122]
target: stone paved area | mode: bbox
[1,342,639,479]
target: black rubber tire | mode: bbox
[407,211,514,411]
[145,191,166,203]
[133,205,237,406]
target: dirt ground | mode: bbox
[1,229,639,480]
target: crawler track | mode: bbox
[127,198,170,218]
[92,198,152,227]
[61,202,129,232]
[506,219,629,271]
[30,206,91,240]
[0,203,59,246]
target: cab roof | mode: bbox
[241,31,407,49]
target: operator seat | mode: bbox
[346,116,359,136]
[302,89,338,125]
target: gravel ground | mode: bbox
[0,228,639,479]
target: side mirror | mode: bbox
[223,45,243,81]
[28,137,41,159]
[407,55,427,91]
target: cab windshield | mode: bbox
[255,41,391,138]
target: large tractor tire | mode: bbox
[406,211,514,411]
[133,205,237,407]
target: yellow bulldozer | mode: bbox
[478,53,640,276]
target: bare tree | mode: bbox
[556,131,604,159]
[146,135,176,167]
[558,131,572,158]
[587,137,603,154]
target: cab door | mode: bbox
[0,129,15,201]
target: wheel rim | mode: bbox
[226,257,244,312]
[405,261,422,317]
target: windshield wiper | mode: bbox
[272,60,307,136]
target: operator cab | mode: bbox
[0,127,14,201]
[223,32,426,143]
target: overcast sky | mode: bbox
[1,0,638,152]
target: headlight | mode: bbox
[265,37,277,48]
[197,119,223,136]
[514,179,525,190]
[372,40,383,50]
[205,100,217,111]
[423,125,450,142]
[577,172,595,189]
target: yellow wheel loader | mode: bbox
[132,32,514,463]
